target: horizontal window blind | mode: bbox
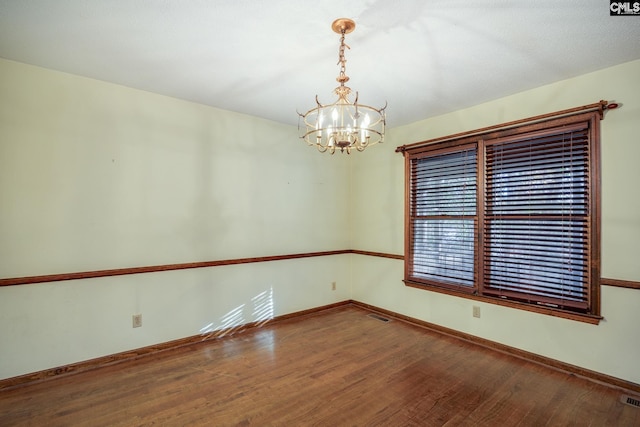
[410,148,477,288]
[483,126,591,309]
[402,103,603,318]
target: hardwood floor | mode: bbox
[1,306,638,426]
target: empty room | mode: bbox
[1,1,639,425]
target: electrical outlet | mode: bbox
[331,281,336,291]
[472,306,481,318]
[132,314,142,328]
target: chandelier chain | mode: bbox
[337,30,350,85]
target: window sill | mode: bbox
[404,280,602,325]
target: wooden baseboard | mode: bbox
[350,300,640,395]
[0,301,351,391]
[3,299,638,396]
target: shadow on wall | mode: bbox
[199,287,274,340]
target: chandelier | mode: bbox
[298,18,386,154]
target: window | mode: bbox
[399,103,605,321]
[410,146,477,289]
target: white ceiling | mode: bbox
[1,1,639,127]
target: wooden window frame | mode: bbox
[397,102,607,324]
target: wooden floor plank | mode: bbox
[0,306,638,426]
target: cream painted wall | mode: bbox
[1,57,639,385]
[350,59,640,385]
[0,59,351,379]
[0,59,351,277]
